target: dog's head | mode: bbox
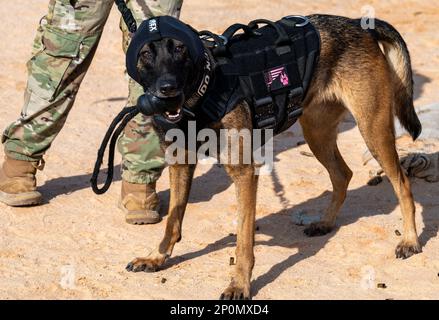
[137,38,193,98]
[135,38,195,122]
[126,16,206,123]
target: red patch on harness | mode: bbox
[264,66,290,91]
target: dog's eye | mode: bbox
[141,50,153,59]
[174,45,185,54]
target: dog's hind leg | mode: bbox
[352,104,421,259]
[300,102,353,237]
[221,164,258,300]
[126,163,196,272]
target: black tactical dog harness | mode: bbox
[91,9,320,194]
[193,16,320,134]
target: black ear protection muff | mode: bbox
[126,15,205,85]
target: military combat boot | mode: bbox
[0,156,42,206]
[119,180,161,225]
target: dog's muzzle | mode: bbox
[137,93,185,123]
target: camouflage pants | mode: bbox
[2,0,182,184]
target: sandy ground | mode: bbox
[0,0,438,300]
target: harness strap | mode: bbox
[222,23,260,41]
[184,50,215,109]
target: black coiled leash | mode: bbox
[90,106,138,194]
[114,0,137,33]
[90,92,186,194]
[90,1,139,194]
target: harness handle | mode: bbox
[199,30,228,55]
[222,23,260,42]
[247,19,291,46]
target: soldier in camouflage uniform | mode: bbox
[0,0,183,224]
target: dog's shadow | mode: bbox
[164,173,439,296]
[413,71,431,101]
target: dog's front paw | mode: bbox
[220,285,251,300]
[126,255,166,273]
[304,222,334,237]
[395,240,422,259]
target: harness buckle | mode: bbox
[200,34,228,46]
[218,35,228,46]
[283,15,310,27]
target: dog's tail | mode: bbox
[370,19,422,140]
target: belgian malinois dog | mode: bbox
[125,15,422,299]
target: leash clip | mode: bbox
[283,15,310,27]
[218,35,228,46]
[200,33,228,46]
